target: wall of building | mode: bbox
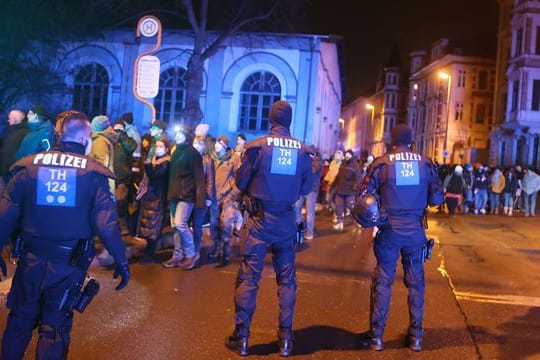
[7,29,342,152]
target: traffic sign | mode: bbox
[136,55,161,98]
[139,17,160,37]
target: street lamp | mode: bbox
[438,71,452,164]
[365,103,375,156]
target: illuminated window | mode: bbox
[73,63,109,118]
[155,67,187,124]
[238,71,281,132]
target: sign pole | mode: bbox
[133,16,162,124]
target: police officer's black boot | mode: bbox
[226,326,249,356]
[277,328,293,357]
[405,335,422,352]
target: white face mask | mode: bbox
[214,142,225,154]
[345,153,352,160]
[155,149,167,157]
[175,132,186,145]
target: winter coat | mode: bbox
[443,173,465,196]
[309,153,324,193]
[137,154,170,241]
[213,149,241,204]
[323,159,342,184]
[0,122,28,177]
[490,169,506,194]
[167,142,205,208]
[14,119,55,161]
[522,170,540,195]
[113,132,137,184]
[474,172,489,191]
[503,172,518,194]
[332,158,361,196]
[125,123,142,154]
[202,152,216,203]
[90,127,119,194]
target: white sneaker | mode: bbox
[480,208,486,214]
[332,222,344,231]
[304,232,314,240]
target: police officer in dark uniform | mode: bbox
[226,100,313,357]
[0,110,130,359]
[355,124,443,352]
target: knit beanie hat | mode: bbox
[269,100,292,128]
[195,123,210,137]
[152,120,168,131]
[391,124,412,145]
[91,115,110,132]
[29,104,46,118]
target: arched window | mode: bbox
[238,71,281,132]
[155,67,187,124]
[73,63,109,117]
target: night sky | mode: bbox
[307,0,499,103]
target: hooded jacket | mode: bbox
[14,119,55,161]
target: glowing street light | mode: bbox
[438,71,452,163]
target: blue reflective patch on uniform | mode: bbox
[36,167,77,207]
[270,147,298,175]
[395,161,420,185]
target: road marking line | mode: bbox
[434,235,540,308]
[454,291,540,307]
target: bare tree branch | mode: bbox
[202,0,280,60]
[182,0,200,36]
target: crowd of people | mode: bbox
[436,162,540,217]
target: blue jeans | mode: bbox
[334,193,355,222]
[192,206,208,254]
[523,191,538,216]
[489,192,501,212]
[169,200,196,258]
[294,191,317,236]
[502,193,514,208]
[474,189,488,211]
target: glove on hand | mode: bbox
[113,263,130,291]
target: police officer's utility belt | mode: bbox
[259,200,294,212]
[22,238,74,261]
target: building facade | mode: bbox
[492,0,540,168]
[5,29,343,154]
[408,38,496,165]
[340,46,408,159]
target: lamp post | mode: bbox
[438,71,452,164]
[366,103,375,156]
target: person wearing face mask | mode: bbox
[14,105,55,161]
[323,149,344,218]
[112,120,137,236]
[331,149,361,231]
[162,126,205,270]
[146,120,168,160]
[136,135,171,263]
[190,123,216,264]
[208,135,242,266]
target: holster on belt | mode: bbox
[70,238,96,272]
[242,195,263,219]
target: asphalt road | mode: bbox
[1,207,539,359]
